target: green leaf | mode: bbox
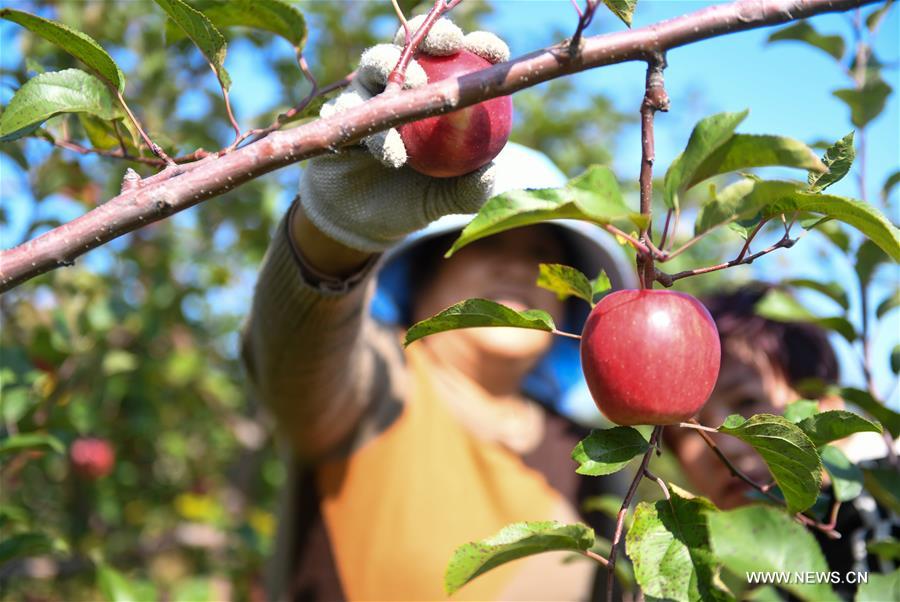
[863,467,900,514]
[172,0,308,48]
[0,432,65,456]
[892,345,900,375]
[537,263,594,305]
[783,278,849,311]
[808,131,855,192]
[833,76,893,129]
[695,179,900,262]
[867,538,900,561]
[0,9,125,92]
[819,445,863,502]
[839,387,900,438]
[688,134,826,190]
[882,169,900,203]
[796,410,882,446]
[866,0,895,31]
[444,521,594,595]
[876,290,900,318]
[783,400,820,423]
[707,505,839,602]
[0,532,56,565]
[154,0,231,89]
[767,21,845,60]
[754,289,857,342]
[855,239,889,288]
[718,414,823,513]
[0,69,122,142]
[571,427,649,476]
[590,271,612,302]
[602,0,637,27]
[447,166,642,256]
[404,299,554,347]
[664,110,749,210]
[856,567,900,602]
[626,488,728,602]
[97,564,138,602]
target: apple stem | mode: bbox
[385,0,461,92]
[635,55,669,290]
[606,425,663,602]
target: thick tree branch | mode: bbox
[0,0,876,292]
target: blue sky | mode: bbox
[1,1,898,407]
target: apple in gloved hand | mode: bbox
[580,289,721,426]
[399,49,512,178]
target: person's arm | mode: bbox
[241,201,389,460]
[241,18,508,460]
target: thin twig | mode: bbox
[606,426,663,602]
[51,139,209,166]
[552,329,582,340]
[644,468,670,500]
[391,0,410,43]
[570,0,584,18]
[686,420,843,539]
[570,0,600,54]
[583,549,610,566]
[656,232,795,286]
[115,90,174,165]
[686,419,784,504]
[657,209,673,250]
[385,0,455,91]
[245,67,352,147]
[635,55,669,289]
[602,224,654,257]
[677,421,717,433]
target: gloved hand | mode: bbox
[298,16,510,253]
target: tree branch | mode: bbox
[636,54,669,289]
[0,0,876,292]
[606,426,663,602]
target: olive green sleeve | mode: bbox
[240,204,401,460]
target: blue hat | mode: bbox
[369,143,637,422]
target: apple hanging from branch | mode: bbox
[580,290,721,426]
[399,50,513,178]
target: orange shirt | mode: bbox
[288,344,608,601]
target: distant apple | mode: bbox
[399,50,512,178]
[70,437,115,480]
[580,289,721,425]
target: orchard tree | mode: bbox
[0,1,898,601]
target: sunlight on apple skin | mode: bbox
[580,290,721,426]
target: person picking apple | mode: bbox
[242,17,637,602]
[665,285,899,599]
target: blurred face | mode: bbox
[412,225,567,363]
[668,341,802,509]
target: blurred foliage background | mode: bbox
[0,0,896,600]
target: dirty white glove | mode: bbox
[298,16,510,253]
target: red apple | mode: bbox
[580,290,721,426]
[70,437,115,480]
[399,50,512,178]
